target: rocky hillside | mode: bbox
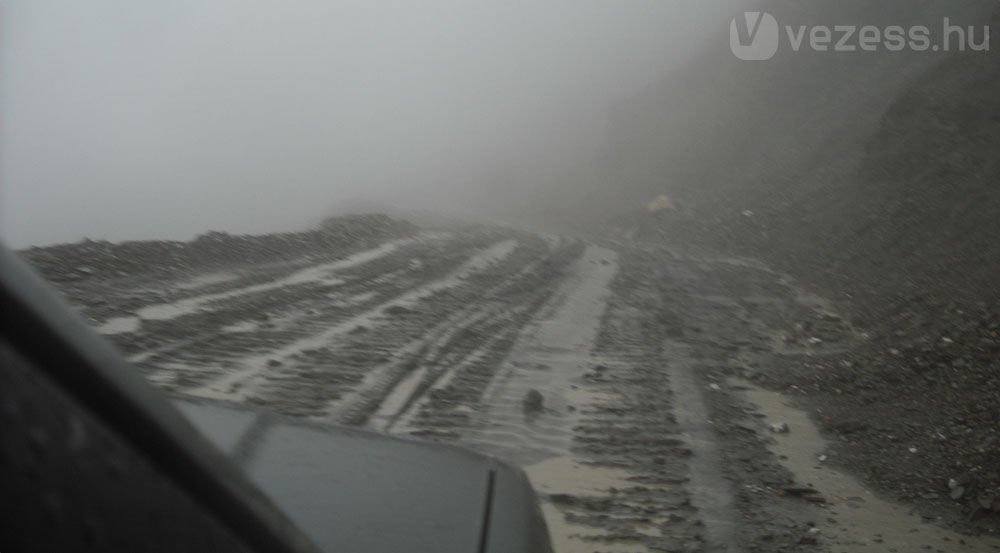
[583,1,1000,320]
[575,0,1000,525]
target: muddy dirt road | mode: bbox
[41,224,1000,552]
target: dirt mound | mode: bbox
[18,214,416,283]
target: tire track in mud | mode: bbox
[377,244,756,553]
[531,247,711,553]
[103,236,436,362]
[439,246,620,462]
[360,242,592,435]
[184,237,530,407]
[60,226,1000,552]
[76,227,844,552]
[328,239,586,427]
[142,232,582,421]
[646,248,1000,552]
[113,232,494,390]
[370,245,713,553]
[81,228,818,551]
[97,237,417,336]
[663,339,739,551]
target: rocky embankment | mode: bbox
[19,214,416,284]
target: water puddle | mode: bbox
[368,366,428,431]
[388,239,519,309]
[191,242,520,404]
[175,271,239,290]
[220,320,260,333]
[526,457,655,553]
[98,315,141,334]
[664,339,738,551]
[461,247,618,462]
[131,240,412,323]
[739,381,1000,552]
[526,456,632,493]
[453,246,631,551]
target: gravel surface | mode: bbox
[18,213,1000,551]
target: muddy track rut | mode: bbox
[60,227,1000,553]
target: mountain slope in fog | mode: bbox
[818,44,1000,311]
[558,0,999,316]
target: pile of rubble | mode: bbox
[762,302,1000,529]
[19,213,416,283]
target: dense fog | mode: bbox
[1,0,747,246]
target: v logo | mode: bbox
[730,12,779,60]
[735,12,765,46]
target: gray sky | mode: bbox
[1,0,746,247]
